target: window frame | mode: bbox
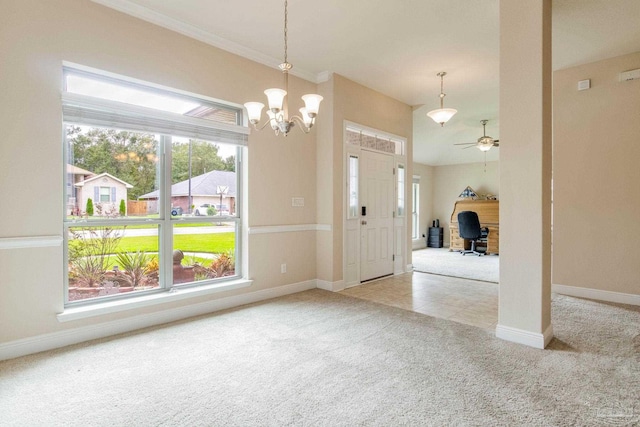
[396,163,405,217]
[62,65,247,307]
[347,154,359,219]
[412,178,420,240]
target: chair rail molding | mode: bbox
[248,224,331,234]
[0,235,63,250]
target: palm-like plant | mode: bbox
[115,250,150,287]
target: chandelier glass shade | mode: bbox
[427,72,457,127]
[244,0,323,136]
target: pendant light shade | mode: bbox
[427,108,458,126]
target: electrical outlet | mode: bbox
[281,263,287,274]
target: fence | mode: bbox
[127,200,148,216]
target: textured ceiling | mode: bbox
[93,0,640,165]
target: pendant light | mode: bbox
[427,72,457,127]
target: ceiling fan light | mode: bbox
[477,144,492,152]
[427,108,457,126]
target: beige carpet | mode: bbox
[0,290,638,426]
[412,247,499,283]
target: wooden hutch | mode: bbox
[449,199,499,254]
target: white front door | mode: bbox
[360,150,394,281]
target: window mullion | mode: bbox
[160,135,173,289]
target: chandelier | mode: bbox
[426,72,457,127]
[244,0,323,136]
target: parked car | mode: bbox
[214,204,230,216]
[171,206,183,216]
[194,204,215,216]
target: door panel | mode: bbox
[360,150,394,281]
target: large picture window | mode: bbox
[63,66,248,305]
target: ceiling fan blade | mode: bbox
[493,139,499,143]
[462,145,476,149]
[454,142,476,146]
[493,142,499,147]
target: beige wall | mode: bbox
[316,74,413,283]
[553,51,640,296]
[431,162,499,246]
[0,0,414,346]
[0,0,322,343]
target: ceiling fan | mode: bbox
[455,120,499,151]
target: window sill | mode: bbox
[57,278,253,323]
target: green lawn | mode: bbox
[116,233,235,254]
[70,232,235,255]
[66,216,231,230]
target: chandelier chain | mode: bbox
[283,0,288,64]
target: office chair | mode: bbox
[457,210,485,256]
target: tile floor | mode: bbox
[340,271,499,330]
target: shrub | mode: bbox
[119,199,126,216]
[209,251,235,277]
[146,257,159,273]
[68,226,125,287]
[207,205,216,216]
[86,198,94,216]
[115,250,150,287]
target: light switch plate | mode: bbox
[292,197,304,207]
[578,79,590,90]
[619,68,640,81]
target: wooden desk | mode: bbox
[449,199,499,254]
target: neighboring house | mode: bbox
[74,172,134,216]
[66,164,93,215]
[139,170,236,214]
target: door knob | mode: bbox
[361,220,367,225]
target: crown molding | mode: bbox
[91,0,320,83]
[316,71,332,83]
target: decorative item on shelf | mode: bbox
[427,72,457,127]
[458,186,478,199]
[243,0,323,137]
[485,194,497,200]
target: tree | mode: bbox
[119,199,126,216]
[86,198,94,216]
[68,127,159,199]
[171,140,235,184]
[67,128,234,198]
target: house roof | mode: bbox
[67,164,94,176]
[139,170,236,200]
[75,172,134,189]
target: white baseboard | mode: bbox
[317,279,345,292]
[495,323,554,349]
[0,279,317,362]
[412,240,426,250]
[553,284,640,306]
